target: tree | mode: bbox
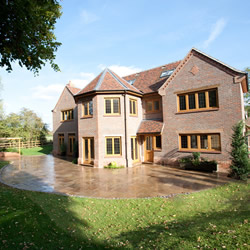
[229,121,249,180]
[0,0,62,74]
[244,68,250,117]
[0,108,49,141]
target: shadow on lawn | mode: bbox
[0,177,110,249]
[114,191,249,248]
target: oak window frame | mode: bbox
[82,100,93,118]
[105,136,122,156]
[177,88,219,113]
[104,98,120,115]
[61,109,74,121]
[179,133,221,152]
[145,99,161,113]
[129,98,138,116]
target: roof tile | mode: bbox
[137,120,163,134]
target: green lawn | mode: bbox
[21,144,53,156]
[0,159,249,249]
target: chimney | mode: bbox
[67,80,75,87]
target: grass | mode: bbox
[0,159,249,249]
[0,160,9,169]
[21,144,53,156]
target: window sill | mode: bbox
[103,115,121,117]
[176,108,219,114]
[60,120,74,123]
[178,150,221,154]
[145,111,161,114]
[129,114,138,117]
[105,155,122,158]
[81,116,93,119]
[154,149,162,152]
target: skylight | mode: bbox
[127,79,136,85]
[160,69,174,78]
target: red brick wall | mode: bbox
[52,87,78,155]
[158,54,244,172]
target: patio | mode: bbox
[0,155,231,198]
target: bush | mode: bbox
[229,120,250,180]
[178,152,217,172]
[73,141,78,159]
[72,158,78,164]
[60,143,67,156]
[104,161,124,169]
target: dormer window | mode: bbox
[127,79,136,85]
[160,69,174,78]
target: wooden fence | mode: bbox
[0,140,51,150]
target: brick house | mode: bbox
[52,82,80,156]
[52,48,248,172]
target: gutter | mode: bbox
[123,91,128,168]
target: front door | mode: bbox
[68,135,75,156]
[83,137,94,165]
[144,135,153,162]
[131,136,139,163]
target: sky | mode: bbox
[1,0,250,130]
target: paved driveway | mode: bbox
[0,155,231,198]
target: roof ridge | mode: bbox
[191,47,246,74]
[94,68,108,90]
[124,60,182,78]
[107,68,129,90]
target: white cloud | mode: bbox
[98,64,142,77]
[203,18,227,48]
[81,10,99,24]
[31,84,65,100]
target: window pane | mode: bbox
[113,99,119,114]
[190,135,197,148]
[105,99,111,114]
[85,139,88,159]
[154,100,160,111]
[133,101,136,114]
[62,112,65,120]
[198,92,206,108]
[188,94,196,109]
[146,101,152,111]
[209,90,217,107]
[114,138,120,154]
[90,138,94,159]
[155,136,161,149]
[200,135,208,149]
[106,138,113,154]
[181,135,188,148]
[129,100,133,114]
[131,138,134,160]
[135,138,138,159]
[179,96,186,110]
[84,103,88,116]
[211,134,220,150]
[89,101,93,115]
[71,110,74,119]
[146,136,152,150]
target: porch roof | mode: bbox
[137,120,163,134]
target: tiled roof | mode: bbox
[77,68,141,96]
[137,120,163,134]
[66,84,81,95]
[123,61,181,94]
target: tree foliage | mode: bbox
[229,120,249,180]
[0,0,62,73]
[0,107,49,141]
[244,68,250,116]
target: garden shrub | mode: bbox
[60,143,67,156]
[229,120,250,180]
